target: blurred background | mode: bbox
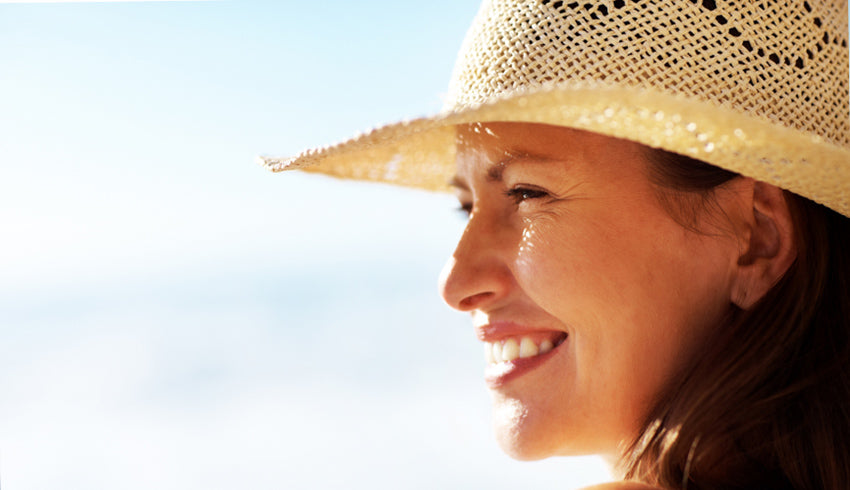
[0,1,610,488]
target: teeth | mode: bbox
[519,337,538,358]
[502,338,520,362]
[492,342,503,363]
[484,335,561,365]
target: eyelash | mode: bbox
[455,186,548,218]
[505,186,548,204]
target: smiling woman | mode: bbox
[443,122,750,461]
[262,0,850,488]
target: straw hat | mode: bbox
[260,0,850,217]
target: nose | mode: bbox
[439,210,514,312]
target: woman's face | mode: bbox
[440,122,737,460]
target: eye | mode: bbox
[505,186,548,205]
[456,201,472,218]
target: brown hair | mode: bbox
[621,149,850,490]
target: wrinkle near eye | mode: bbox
[518,224,537,256]
[514,210,564,245]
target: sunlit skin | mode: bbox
[439,122,748,462]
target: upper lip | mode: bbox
[474,320,566,342]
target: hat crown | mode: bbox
[445,0,850,148]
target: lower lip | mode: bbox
[483,338,566,388]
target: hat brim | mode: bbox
[259,82,850,217]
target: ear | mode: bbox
[730,180,797,309]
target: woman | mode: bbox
[261,0,850,488]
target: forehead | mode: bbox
[455,122,575,157]
[453,122,647,181]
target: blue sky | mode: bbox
[0,2,610,488]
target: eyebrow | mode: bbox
[448,149,558,190]
[448,175,469,191]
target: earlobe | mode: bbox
[731,181,797,309]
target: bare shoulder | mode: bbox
[580,482,665,490]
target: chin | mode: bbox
[495,421,616,462]
[491,396,571,461]
[496,435,552,461]
[491,393,622,461]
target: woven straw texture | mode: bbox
[261,0,850,217]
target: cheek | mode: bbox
[510,211,731,419]
[513,218,572,306]
[512,215,619,318]
[509,218,655,445]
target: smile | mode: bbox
[484,333,568,364]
